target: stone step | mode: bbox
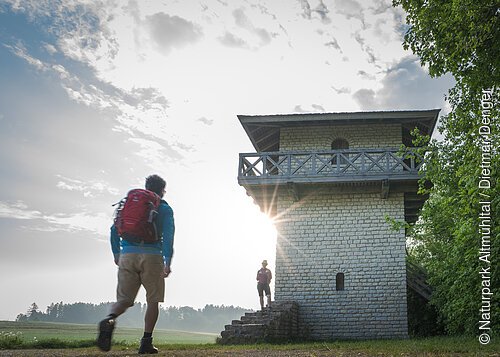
[218,301,299,345]
[241,316,270,323]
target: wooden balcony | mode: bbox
[238,148,424,185]
[238,148,427,222]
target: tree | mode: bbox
[26,302,42,321]
[15,301,250,333]
[394,0,499,86]
[393,0,499,335]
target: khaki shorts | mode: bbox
[117,254,165,306]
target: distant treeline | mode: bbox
[16,302,250,333]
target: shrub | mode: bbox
[0,331,23,349]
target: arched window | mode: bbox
[331,138,349,167]
[331,138,349,150]
[336,272,345,291]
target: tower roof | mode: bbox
[238,109,440,152]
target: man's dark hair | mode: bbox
[145,174,166,196]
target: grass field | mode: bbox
[0,321,217,345]
[1,321,498,356]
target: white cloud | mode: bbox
[51,64,70,79]
[44,211,110,237]
[0,200,110,237]
[0,201,42,220]
[43,42,57,55]
[352,56,455,110]
[55,175,119,197]
[4,0,118,67]
[5,35,183,166]
[4,43,47,71]
[334,0,365,24]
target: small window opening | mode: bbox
[336,272,345,291]
[331,138,349,166]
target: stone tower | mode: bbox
[237,110,439,340]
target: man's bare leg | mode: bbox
[144,303,159,333]
[109,301,129,318]
[139,303,160,354]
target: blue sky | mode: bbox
[0,0,454,321]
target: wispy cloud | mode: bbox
[218,31,248,48]
[294,104,325,113]
[331,86,351,94]
[313,0,330,24]
[0,200,110,237]
[233,8,273,46]
[55,175,119,198]
[297,0,330,23]
[4,43,46,70]
[6,0,118,66]
[43,42,57,55]
[324,38,341,51]
[5,36,184,165]
[297,0,312,19]
[44,211,110,237]
[0,201,42,220]
[197,117,214,125]
[357,70,376,80]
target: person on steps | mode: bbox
[256,260,272,310]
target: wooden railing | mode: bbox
[238,148,424,184]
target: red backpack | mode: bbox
[114,189,161,243]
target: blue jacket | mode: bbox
[110,199,175,266]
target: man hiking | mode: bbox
[97,174,175,354]
[256,260,272,310]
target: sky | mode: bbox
[0,0,455,321]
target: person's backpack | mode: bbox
[113,189,161,243]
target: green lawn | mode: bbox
[1,321,498,356]
[0,320,217,345]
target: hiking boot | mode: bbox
[138,337,158,354]
[97,318,115,352]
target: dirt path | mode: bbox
[0,349,353,357]
[1,349,497,357]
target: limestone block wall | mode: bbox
[274,187,408,340]
[279,123,402,151]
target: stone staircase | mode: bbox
[218,301,299,344]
